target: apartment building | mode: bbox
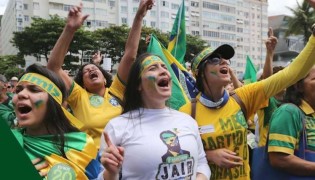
[1,0,268,77]
[268,15,303,67]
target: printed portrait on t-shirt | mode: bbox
[156,129,194,180]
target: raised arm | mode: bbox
[262,26,315,98]
[117,0,154,83]
[47,3,88,90]
[261,27,277,79]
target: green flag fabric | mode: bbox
[12,129,102,179]
[0,120,41,179]
[147,34,190,110]
[243,55,257,84]
[167,0,186,65]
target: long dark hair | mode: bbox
[284,79,304,106]
[122,53,153,114]
[74,63,112,89]
[195,60,207,93]
[23,64,79,158]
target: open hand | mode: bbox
[92,51,102,65]
[206,148,243,168]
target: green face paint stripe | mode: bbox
[147,76,156,81]
[210,71,217,75]
[34,100,44,108]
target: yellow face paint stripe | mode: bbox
[140,55,164,76]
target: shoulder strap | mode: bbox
[191,98,197,119]
[230,91,247,120]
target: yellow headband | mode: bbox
[19,73,62,104]
[140,55,164,75]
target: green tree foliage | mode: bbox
[12,15,65,61]
[0,55,25,79]
[138,27,169,55]
[185,34,207,63]
[286,0,315,45]
[70,29,98,68]
[11,15,98,71]
[93,25,129,65]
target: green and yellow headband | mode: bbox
[140,55,164,75]
[191,47,213,76]
[19,73,62,105]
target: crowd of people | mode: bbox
[2,0,315,179]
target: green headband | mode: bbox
[140,55,164,76]
[161,132,176,139]
[191,47,213,76]
[19,73,62,104]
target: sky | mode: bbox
[0,0,306,16]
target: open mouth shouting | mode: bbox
[16,103,32,119]
[156,77,171,91]
[219,67,229,75]
[89,71,99,80]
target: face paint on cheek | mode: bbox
[146,75,156,88]
[34,99,44,109]
[210,71,218,76]
[147,75,156,82]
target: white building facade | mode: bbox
[1,0,268,76]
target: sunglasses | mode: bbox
[205,57,231,66]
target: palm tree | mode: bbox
[286,0,315,45]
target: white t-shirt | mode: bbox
[99,108,211,180]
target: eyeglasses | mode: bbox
[206,57,231,66]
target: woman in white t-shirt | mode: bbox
[98,53,211,180]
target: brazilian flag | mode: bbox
[11,129,102,179]
[244,55,257,84]
[148,34,191,110]
[168,0,186,65]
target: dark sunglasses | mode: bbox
[205,57,231,66]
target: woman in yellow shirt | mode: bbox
[180,23,315,180]
[47,0,154,148]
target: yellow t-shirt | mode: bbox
[67,76,124,148]
[179,35,315,180]
[180,83,265,180]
